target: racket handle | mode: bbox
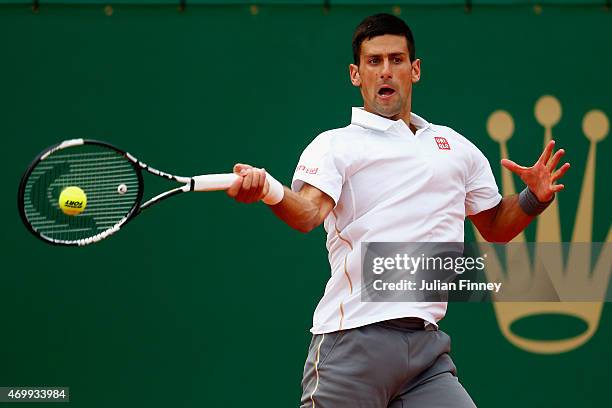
[191,172,285,205]
[192,173,239,191]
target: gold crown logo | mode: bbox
[474,95,611,354]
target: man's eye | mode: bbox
[369,58,379,64]
[393,57,402,63]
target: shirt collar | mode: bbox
[351,107,431,133]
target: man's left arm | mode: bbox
[469,140,570,243]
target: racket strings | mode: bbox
[22,145,141,244]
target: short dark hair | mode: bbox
[352,13,416,65]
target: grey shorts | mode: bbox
[300,318,477,408]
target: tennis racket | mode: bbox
[18,139,284,246]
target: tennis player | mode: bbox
[227,13,569,408]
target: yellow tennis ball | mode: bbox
[59,186,87,216]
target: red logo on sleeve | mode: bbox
[296,165,319,175]
[435,137,451,150]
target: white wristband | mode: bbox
[263,172,285,205]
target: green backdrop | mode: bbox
[0,2,610,407]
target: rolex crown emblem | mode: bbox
[475,95,611,354]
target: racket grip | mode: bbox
[192,174,239,191]
[191,172,284,205]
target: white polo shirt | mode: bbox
[292,107,502,334]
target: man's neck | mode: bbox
[407,120,417,134]
[363,105,416,134]
[382,112,417,134]
[394,109,414,133]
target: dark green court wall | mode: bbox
[0,4,610,407]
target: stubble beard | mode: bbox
[371,97,403,120]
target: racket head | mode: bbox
[18,139,144,246]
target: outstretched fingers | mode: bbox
[551,162,571,182]
[537,140,556,166]
[501,158,528,175]
[547,148,565,171]
[551,184,565,193]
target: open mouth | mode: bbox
[377,85,396,97]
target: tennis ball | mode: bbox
[59,186,87,215]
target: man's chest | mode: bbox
[345,130,470,197]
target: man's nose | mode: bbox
[380,59,392,79]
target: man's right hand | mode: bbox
[226,163,334,233]
[226,163,270,204]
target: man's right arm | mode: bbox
[270,184,335,233]
[226,163,335,233]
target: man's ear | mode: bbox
[349,64,361,87]
[411,59,421,84]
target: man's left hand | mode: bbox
[501,140,570,202]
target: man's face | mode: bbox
[349,34,420,120]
